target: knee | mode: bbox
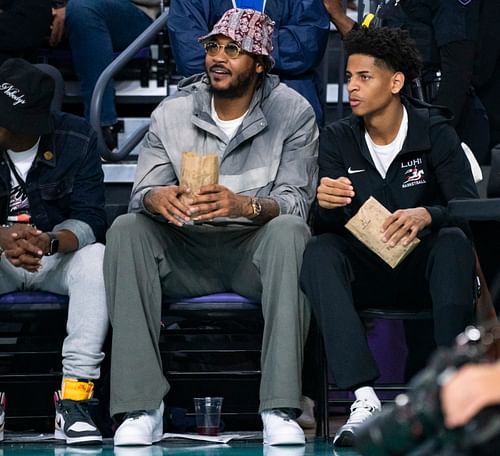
[69,243,105,285]
[434,227,474,260]
[106,213,146,243]
[302,234,346,271]
[265,215,310,245]
[66,0,101,29]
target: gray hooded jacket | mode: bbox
[130,73,319,221]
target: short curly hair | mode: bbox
[344,26,422,84]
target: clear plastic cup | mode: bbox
[193,397,223,436]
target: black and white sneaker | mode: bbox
[54,391,102,445]
[0,392,5,441]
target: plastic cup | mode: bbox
[193,397,223,436]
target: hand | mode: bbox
[188,184,251,221]
[317,176,354,209]
[323,0,356,37]
[144,185,191,226]
[3,226,45,272]
[441,363,500,428]
[381,207,431,247]
[49,7,66,47]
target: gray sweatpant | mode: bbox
[104,213,311,417]
[0,243,108,380]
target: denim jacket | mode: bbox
[0,112,107,245]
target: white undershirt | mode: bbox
[211,97,248,142]
[365,106,408,179]
[6,139,39,184]
[6,139,39,219]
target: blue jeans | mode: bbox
[66,0,153,126]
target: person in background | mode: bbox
[52,0,162,151]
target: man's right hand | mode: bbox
[2,224,44,272]
[317,176,355,209]
[144,185,192,226]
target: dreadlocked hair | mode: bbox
[344,26,422,84]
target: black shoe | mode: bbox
[54,391,102,445]
[101,121,122,151]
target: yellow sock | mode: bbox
[61,378,94,401]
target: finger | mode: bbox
[16,239,43,257]
[197,184,220,194]
[190,201,223,217]
[192,208,226,222]
[317,189,352,206]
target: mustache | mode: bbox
[208,64,231,73]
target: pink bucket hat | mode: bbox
[198,8,275,71]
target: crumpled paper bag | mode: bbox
[345,196,420,268]
[179,152,219,205]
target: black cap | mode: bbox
[0,58,55,136]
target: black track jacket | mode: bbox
[315,96,479,235]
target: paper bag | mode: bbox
[179,152,219,204]
[345,196,420,268]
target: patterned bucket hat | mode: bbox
[198,8,275,71]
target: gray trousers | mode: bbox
[104,213,311,417]
[0,243,108,380]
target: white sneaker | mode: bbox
[295,396,316,429]
[333,398,381,447]
[114,402,164,446]
[261,409,306,446]
[0,392,5,441]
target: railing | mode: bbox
[90,7,169,162]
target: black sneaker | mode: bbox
[101,121,122,151]
[54,391,102,445]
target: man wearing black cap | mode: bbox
[0,58,108,445]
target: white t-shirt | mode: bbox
[211,97,248,143]
[365,107,408,179]
[6,139,39,221]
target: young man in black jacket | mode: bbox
[300,26,479,447]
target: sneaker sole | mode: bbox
[114,433,163,446]
[54,429,102,445]
[264,435,306,446]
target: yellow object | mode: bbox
[361,13,376,28]
[61,379,94,401]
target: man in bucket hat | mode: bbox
[0,58,108,445]
[105,8,318,447]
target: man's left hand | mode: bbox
[188,184,252,221]
[381,207,431,247]
[5,230,49,272]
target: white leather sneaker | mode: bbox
[114,402,164,446]
[333,398,381,447]
[261,409,306,445]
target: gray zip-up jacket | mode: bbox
[130,73,319,221]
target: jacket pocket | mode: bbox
[39,178,74,201]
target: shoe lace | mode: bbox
[346,399,379,425]
[124,410,148,421]
[60,398,98,424]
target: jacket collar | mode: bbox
[348,96,434,158]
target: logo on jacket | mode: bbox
[402,165,426,188]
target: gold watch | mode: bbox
[250,197,262,218]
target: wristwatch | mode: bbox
[250,197,262,219]
[45,232,60,256]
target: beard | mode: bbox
[207,61,259,99]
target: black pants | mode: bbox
[300,227,475,390]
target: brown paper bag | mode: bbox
[179,152,219,205]
[345,196,420,268]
